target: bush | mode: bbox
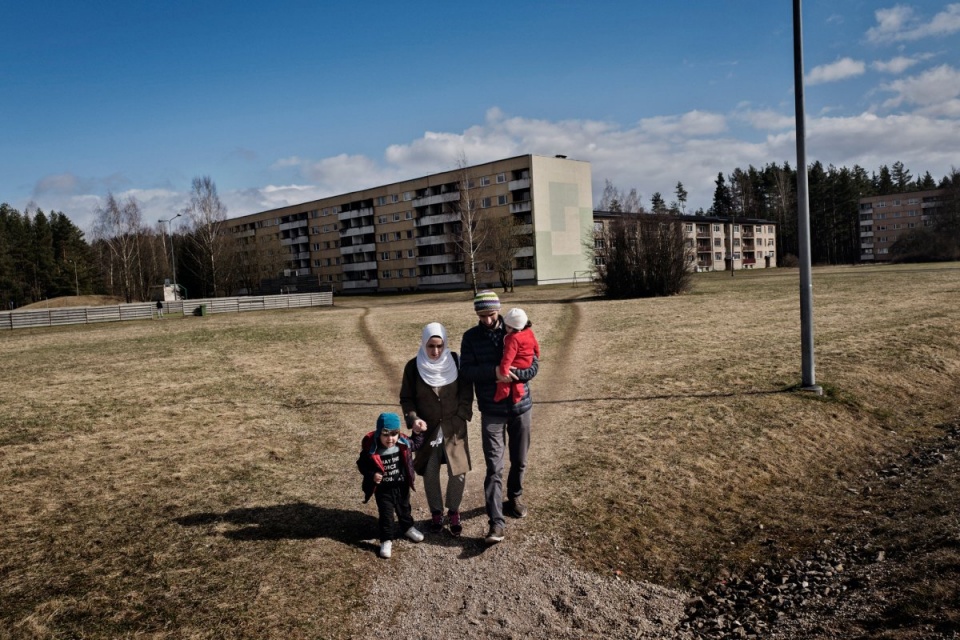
[591,213,691,299]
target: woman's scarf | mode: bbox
[416,322,458,387]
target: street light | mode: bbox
[160,213,182,300]
[67,259,79,296]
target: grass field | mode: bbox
[1,263,959,638]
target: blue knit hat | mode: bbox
[473,290,501,313]
[377,412,401,433]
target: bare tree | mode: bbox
[182,176,230,297]
[481,215,522,293]
[452,153,489,294]
[92,193,144,302]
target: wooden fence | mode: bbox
[0,292,334,331]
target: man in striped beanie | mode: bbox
[460,290,539,544]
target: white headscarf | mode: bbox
[416,322,458,387]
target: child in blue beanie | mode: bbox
[357,412,426,558]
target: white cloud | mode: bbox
[872,54,926,74]
[880,64,960,111]
[735,108,795,131]
[23,102,960,232]
[805,58,866,85]
[867,3,960,43]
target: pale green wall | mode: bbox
[529,156,594,284]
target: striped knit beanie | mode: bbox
[473,290,501,313]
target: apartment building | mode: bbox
[228,154,594,294]
[858,189,944,261]
[592,211,778,271]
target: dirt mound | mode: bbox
[18,295,125,309]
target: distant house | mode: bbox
[592,211,779,272]
[857,188,945,262]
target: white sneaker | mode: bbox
[379,540,392,559]
[404,526,424,543]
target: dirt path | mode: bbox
[350,300,690,639]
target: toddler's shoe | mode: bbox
[405,526,424,543]
[379,540,392,559]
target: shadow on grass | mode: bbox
[174,502,377,547]
[175,503,517,559]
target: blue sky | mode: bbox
[3,1,959,233]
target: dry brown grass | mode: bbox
[1,264,959,638]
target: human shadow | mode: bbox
[174,502,500,558]
[174,502,377,549]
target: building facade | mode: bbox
[592,211,778,271]
[858,189,945,262]
[227,154,594,293]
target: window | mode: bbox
[714,224,720,232]
[407,249,415,258]
[403,191,413,201]
[394,232,402,240]
[409,268,416,277]
[391,194,399,203]
[877,201,886,208]
[734,224,740,232]
[595,222,604,231]
[894,199,901,206]
[382,270,391,279]
[394,251,402,259]
[378,215,387,224]
[406,230,413,238]
[405,211,413,220]
[498,195,508,206]
[714,238,721,246]
[393,213,400,221]
[380,252,389,260]
[376,196,387,206]
[594,256,605,266]
[480,176,491,186]
[685,224,693,232]
[496,173,505,183]
[312,259,321,267]
[481,197,491,208]
[715,252,723,260]
[733,239,741,247]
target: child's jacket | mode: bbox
[494,328,541,403]
[356,430,425,503]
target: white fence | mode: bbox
[0,292,334,331]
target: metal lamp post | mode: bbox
[160,213,182,300]
[67,259,79,296]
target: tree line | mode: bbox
[601,161,960,265]
[3,162,958,308]
[0,177,235,308]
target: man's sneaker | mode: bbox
[448,510,462,536]
[507,499,528,519]
[484,524,505,544]
[428,511,444,534]
[379,540,392,559]
[405,526,424,543]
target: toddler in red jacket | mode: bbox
[494,308,540,404]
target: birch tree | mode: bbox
[182,176,230,297]
[93,193,144,302]
[452,154,489,295]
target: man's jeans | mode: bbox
[481,409,531,528]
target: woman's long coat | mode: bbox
[399,355,474,476]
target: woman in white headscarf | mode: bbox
[399,322,474,536]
